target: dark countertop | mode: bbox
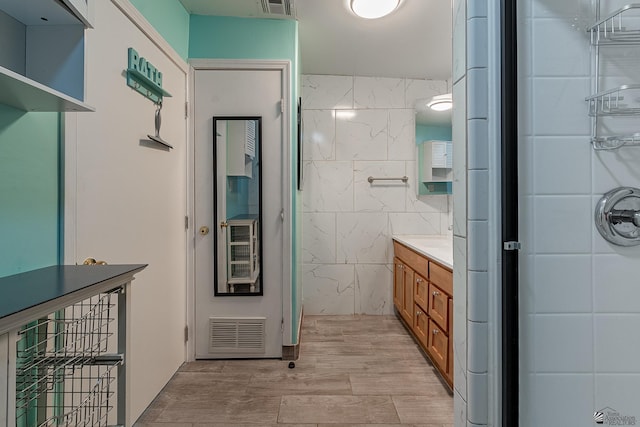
[0,264,146,333]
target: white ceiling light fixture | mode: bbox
[426,93,453,111]
[350,0,400,19]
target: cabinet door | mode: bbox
[401,264,415,324]
[428,283,449,332]
[413,304,428,347]
[414,273,428,310]
[393,258,404,311]
[428,319,448,373]
[447,298,453,380]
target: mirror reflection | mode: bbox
[213,117,262,296]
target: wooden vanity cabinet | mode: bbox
[393,257,415,325]
[393,240,453,388]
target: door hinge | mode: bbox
[185,101,189,119]
[184,325,189,342]
[503,241,521,251]
[185,216,189,229]
[280,98,284,114]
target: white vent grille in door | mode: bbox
[208,317,265,354]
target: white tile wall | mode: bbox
[302,74,450,316]
[519,0,640,425]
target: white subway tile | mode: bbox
[592,148,640,194]
[466,0,487,18]
[532,196,592,253]
[388,109,415,161]
[594,254,640,312]
[467,372,488,424]
[467,321,488,373]
[534,255,593,313]
[302,109,335,161]
[468,271,488,322]
[303,213,336,264]
[467,17,488,69]
[337,213,390,263]
[467,170,489,221]
[534,314,593,372]
[533,137,592,194]
[354,76,405,109]
[389,212,441,236]
[302,264,355,315]
[302,74,353,109]
[466,68,488,119]
[335,109,388,161]
[527,374,594,426]
[302,161,354,212]
[467,119,488,170]
[467,220,488,271]
[532,18,590,77]
[595,374,640,418]
[595,314,640,373]
[354,264,394,315]
[532,78,590,136]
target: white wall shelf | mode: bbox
[0,0,93,112]
[0,65,93,112]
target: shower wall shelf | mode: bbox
[587,2,640,150]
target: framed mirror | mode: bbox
[213,117,263,296]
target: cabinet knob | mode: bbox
[433,291,440,296]
[397,264,403,269]
[433,329,439,335]
[416,278,422,283]
[416,310,422,316]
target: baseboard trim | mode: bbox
[282,307,303,360]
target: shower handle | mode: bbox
[609,209,640,227]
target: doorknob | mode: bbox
[199,226,210,235]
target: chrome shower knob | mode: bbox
[595,187,640,246]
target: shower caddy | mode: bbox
[586,2,640,150]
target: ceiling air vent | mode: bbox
[261,0,294,16]
[209,317,266,354]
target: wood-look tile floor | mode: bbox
[135,315,453,427]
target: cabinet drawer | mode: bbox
[428,319,448,374]
[393,241,428,278]
[413,304,428,347]
[429,261,452,295]
[428,283,449,333]
[414,273,428,310]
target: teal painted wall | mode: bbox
[0,106,60,277]
[190,15,302,343]
[130,0,190,60]
[416,124,453,195]
[416,124,452,143]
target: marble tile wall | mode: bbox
[302,74,451,315]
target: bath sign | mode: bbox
[126,47,171,103]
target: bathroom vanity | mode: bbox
[393,235,453,388]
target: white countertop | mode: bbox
[393,235,453,269]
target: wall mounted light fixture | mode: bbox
[350,0,400,19]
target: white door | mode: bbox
[193,68,284,358]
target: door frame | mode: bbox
[186,59,292,361]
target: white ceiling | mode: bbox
[178,0,453,124]
[178,0,452,80]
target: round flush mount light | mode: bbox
[426,93,453,111]
[350,0,400,19]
